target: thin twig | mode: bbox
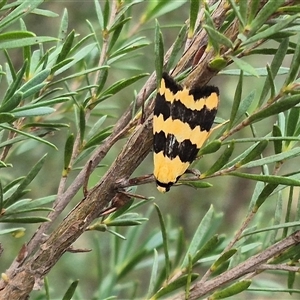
[171,231,300,300]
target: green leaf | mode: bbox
[62,280,79,300]
[243,14,298,46]
[86,115,107,140]
[266,64,276,99]
[0,124,57,149]
[254,183,279,211]
[247,0,260,24]
[0,227,25,237]
[0,179,3,213]
[51,66,106,86]
[189,0,200,37]
[248,94,300,124]
[210,249,237,272]
[230,56,259,77]
[64,134,75,172]
[0,216,50,223]
[227,0,246,27]
[279,5,300,13]
[220,67,289,76]
[232,90,256,127]
[210,280,251,299]
[268,193,283,244]
[107,15,129,54]
[285,108,300,149]
[0,92,23,113]
[259,38,289,105]
[285,34,300,86]
[288,271,296,293]
[147,249,159,299]
[184,256,192,299]
[192,234,219,264]
[102,0,110,30]
[54,43,98,75]
[198,140,222,156]
[272,125,283,154]
[83,126,113,149]
[0,0,7,10]
[181,205,214,268]
[166,24,187,71]
[154,19,164,82]
[249,47,293,55]
[109,37,149,59]
[56,30,75,64]
[209,56,228,70]
[0,0,45,31]
[201,142,235,177]
[182,180,213,189]
[230,172,300,187]
[243,221,300,238]
[271,244,300,264]
[287,108,300,137]
[227,71,243,130]
[94,0,104,30]
[102,73,148,96]
[118,247,149,279]
[0,160,10,168]
[3,60,27,103]
[3,177,24,193]
[203,9,219,53]
[0,36,57,49]
[151,274,198,300]
[12,97,69,112]
[4,196,55,215]
[247,0,286,36]
[18,68,50,95]
[141,1,186,24]
[0,31,35,41]
[283,187,294,238]
[242,147,300,168]
[57,8,69,45]
[203,25,234,49]
[22,82,49,100]
[79,106,85,146]
[236,140,268,167]
[4,154,47,207]
[173,228,185,268]
[108,11,131,35]
[12,107,55,117]
[154,204,170,278]
[104,217,146,227]
[52,58,75,75]
[95,68,109,97]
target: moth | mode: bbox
[153,72,219,192]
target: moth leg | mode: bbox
[99,190,150,217]
[99,192,132,216]
[186,168,201,177]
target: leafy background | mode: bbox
[0,0,300,299]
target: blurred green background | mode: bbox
[1,1,299,299]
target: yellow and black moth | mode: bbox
[153,72,219,193]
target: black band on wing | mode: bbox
[153,132,199,163]
[162,72,183,94]
[156,180,173,192]
[189,85,219,99]
[154,92,217,131]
